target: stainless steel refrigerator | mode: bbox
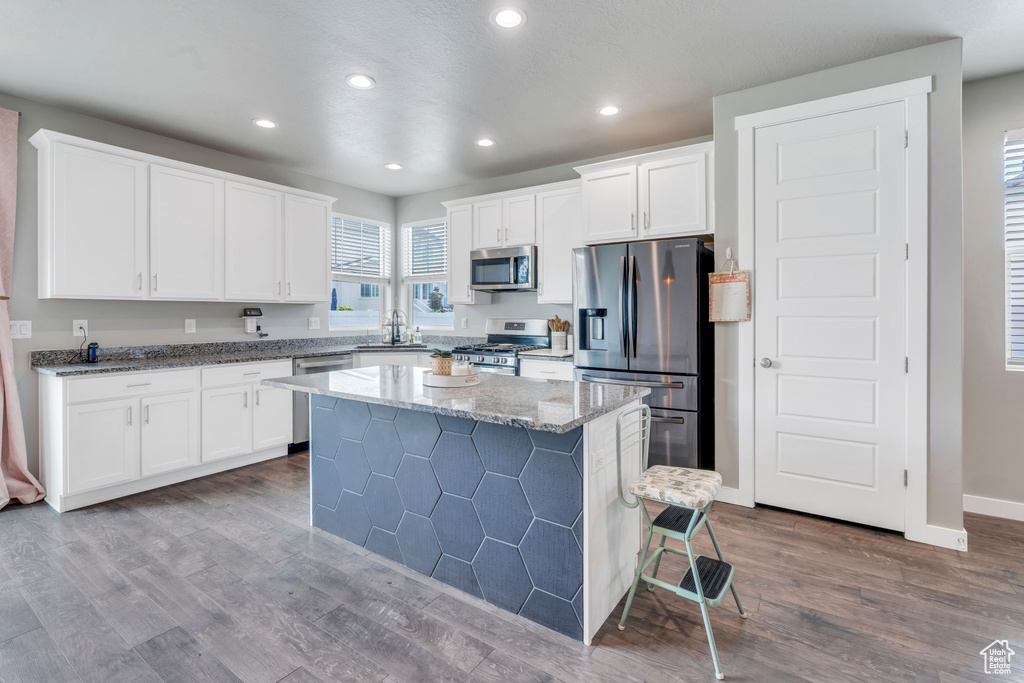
[573,238,714,470]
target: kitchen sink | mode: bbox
[355,343,427,349]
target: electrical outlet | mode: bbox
[9,321,31,339]
[461,317,468,329]
[244,318,257,334]
[73,320,88,337]
[184,319,196,334]
[308,317,320,330]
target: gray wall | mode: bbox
[394,136,713,336]
[2,90,396,474]
[963,70,1024,506]
[712,39,964,530]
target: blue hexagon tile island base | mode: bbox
[309,395,585,640]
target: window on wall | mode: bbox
[331,214,391,329]
[403,219,452,328]
[1006,131,1024,364]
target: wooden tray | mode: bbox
[422,369,480,388]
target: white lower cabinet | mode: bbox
[519,360,576,381]
[67,398,139,493]
[40,360,293,513]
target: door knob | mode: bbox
[760,358,773,368]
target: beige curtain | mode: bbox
[0,107,44,509]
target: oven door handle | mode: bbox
[580,375,685,389]
[650,416,685,424]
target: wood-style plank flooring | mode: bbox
[0,452,1021,682]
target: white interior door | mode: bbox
[754,101,908,531]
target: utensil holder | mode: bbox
[431,357,453,376]
[551,331,568,351]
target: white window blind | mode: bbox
[332,216,391,280]
[404,220,448,280]
[1005,130,1024,362]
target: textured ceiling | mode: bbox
[0,0,1020,196]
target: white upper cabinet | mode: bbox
[225,182,283,302]
[580,165,638,243]
[284,194,332,303]
[30,130,335,303]
[150,165,224,300]
[446,204,491,305]
[575,142,713,245]
[472,199,503,249]
[503,194,536,246]
[44,143,148,299]
[536,184,582,304]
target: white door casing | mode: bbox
[753,101,908,531]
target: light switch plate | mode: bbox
[73,320,88,337]
[461,317,468,329]
[308,317,320,330]
[10,321,31,339]
[184,319,196,334]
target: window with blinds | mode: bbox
[1006,131,1024,362]
[404,220,448,278]
[332,216,391,279]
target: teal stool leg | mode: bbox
[618,523,655,631]
[647,535,667,591]
[704,517,747,619]
[685,535,725,680]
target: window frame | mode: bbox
[1006,130,1024,368]
[329,212,393,332]
[401,217,453,331]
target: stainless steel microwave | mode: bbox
[470,246,537,291]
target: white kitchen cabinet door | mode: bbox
[140,391,199,477]
[472,199,503,250]
[284,194,332,302]
[67,398,139,493]
[581,165,638,244]
[639,153,707,238]
[446,204,491,305]
[503,194,536,246]
[50,144,148,299]
[536,186,582,304]
[150,165,224,300]
[225,182,283,302]
[252,385,293,450]
[201,386,253,462]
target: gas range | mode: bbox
[452,319,551,375]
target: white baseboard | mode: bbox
[715,485,753,508]
[904,522,968,551]
[964,493,1024,523]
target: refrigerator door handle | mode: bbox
[580,375,685,389]
[629,255,639,358]
[619,255,629,358]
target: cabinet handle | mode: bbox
[153,274,158,291]
[496,227,501,243]
[466,285,470,297]
[137,273,142,291]
[126,382,152,388]
[277,281,282,295]
[644,211,649,232]
[243,371,261,376]
[127,406,132,426]
[505,227,509,242]
[288,282,292,296]
[243,392,248,408]
[144,405,150,424]
[255,389,260,406]
[631,213,636,232]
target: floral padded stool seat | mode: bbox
[615,405,746,681]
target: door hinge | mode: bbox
[904,469,908,487]
[905,243,909,260]
[904,130,909,148]
[905,357,909,373]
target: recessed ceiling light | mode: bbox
[490,7,526,28]
[476,138,496,147]
[599,105,622,116]
[346,74,376,89]
[384,163,404,170]
[252,118,278,129]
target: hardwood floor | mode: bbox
[0,452,1020,682]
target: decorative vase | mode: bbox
[431,357,452,376]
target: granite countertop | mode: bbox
[30,337,474,377]
[519,349,574,363]
[263,366,649,433]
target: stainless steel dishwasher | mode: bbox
[292,353,353,445]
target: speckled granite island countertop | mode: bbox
[262,366,648,434]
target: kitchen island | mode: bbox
[264,366,649,643]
